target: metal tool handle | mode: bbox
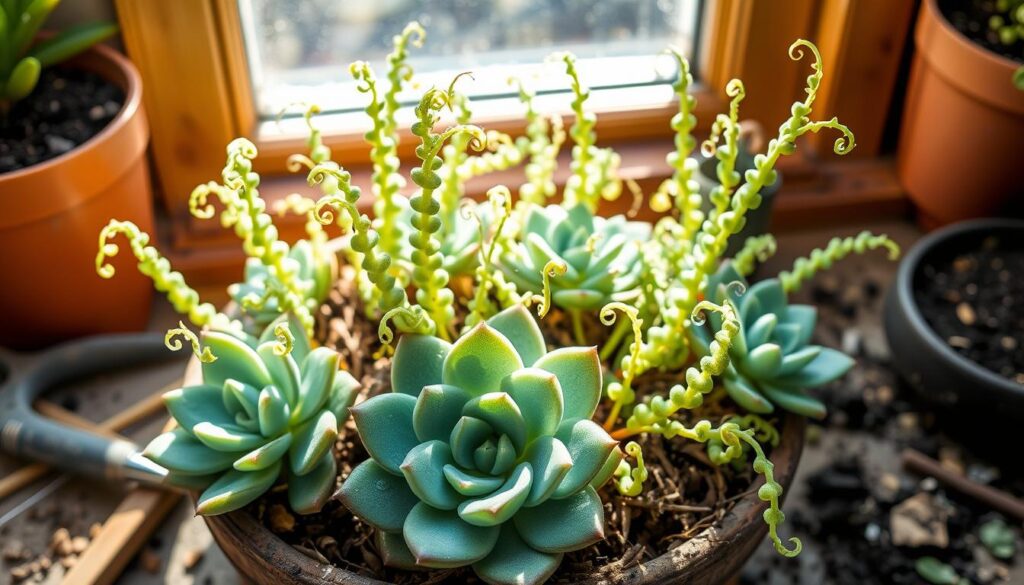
[0,333,175,485]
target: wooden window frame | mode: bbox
[115,0,915,283]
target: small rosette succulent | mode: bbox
[692,262,854,419]
[498,203,651,311]
[338,304,619,585]
[228,240,335,328]
[144,314,358,515]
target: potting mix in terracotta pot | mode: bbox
[898,0,1024,229]
[95,24,899,585]
[0,0,154,349]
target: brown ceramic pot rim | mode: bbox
[0,39,148,229]
[916,0,1024,115]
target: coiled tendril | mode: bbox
[165,321,217,363]
[779,231,899,293]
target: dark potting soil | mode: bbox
[0,67,124,174]
[939,0,1024,64]
[247,270,776,584]
[914,235,1024,385]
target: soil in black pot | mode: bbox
[0,68,124,174]
[914,235,1024,385]
[246,272,782,584]
[939,0,1024,64]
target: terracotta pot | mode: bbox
[897,0,1024,230]
[186,342,805,585]
[0,41,154,349]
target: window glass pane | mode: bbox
[239,0,703,120]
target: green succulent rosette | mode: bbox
[692,261,854,419]
[497,203,651,311]
[338,304,619,585]
[228,240,335,328]
[144,314,358,515]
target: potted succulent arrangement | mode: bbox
[95,23,898,585]
[0,0,154,348]
[898,0,1024,228]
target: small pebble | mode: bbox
[139,548,162,574]
[183,548,204,570]
[268,504,296,533]
[956,302,976,326]
[71,536,89,555]
[948,335,971,349]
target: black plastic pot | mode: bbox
[694,140,781,258]
[883,218,1024,420]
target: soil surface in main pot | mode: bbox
[914,235,1024,385]
[940,0,1024,64]
[0,67,124,174]
[246,271,780,584]
[741,251,1024,585]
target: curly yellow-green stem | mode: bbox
[779,231,899,293]
[465,186,517,329]
[165,321,217,363]
[384,22,425,146]
[408,84,485,340]
[439,92,475,235]
[600,302,643,429]
[619,299,739,437]
[559,53,600,212]
[351,60,405,259]
[702,79,745,223]
[732,234,778,277]
[613,442,648,496]
[96,220,235,332]
[512,78,564,207]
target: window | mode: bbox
[239,0,703,124]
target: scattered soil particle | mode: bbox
[139,548,162,574]
[183,548,205,571]
[0,67,124,174]
[915,235,1024,384]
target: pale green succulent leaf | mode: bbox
[533,347,602,422]
[723,377,775,414]
[587,234,628,274]
[291,347,339,424]
[758,383,827,419]
[193,421,266,453]
[222,380,260,425]
[450,416,494,469]
[289,409,337,475]
[401,440,463,510]
[256,342,301,407]
[443,324,524,396]
[326,370,359,422]
[775,347,855,389]
[501,368,563,441]
[748,278,786,317]
[443,465,504,497]
[514,486,604,553]
[485,304,546,367]
[589,444,625,490]
[350,393,418,474]
[745,343,783,379]
[413,384,472,443]
[773,323,803,354]
[201,331,273,389]
[258,385,291,438]
[551,289,606,311]
[578,270,617,293]
[376,530,421,570]
[458,462,533,527]
[337,459,419,532]
[163,384,234,433]
[234,432,292,471]
[522,436,573,507]
[746,313,778,349]
[195,460,282,515]
[164,472,219,491]
[552,418,618,498]
[490,433,517,475]
[288,452,336,515]
[783,304,817,347]
[5,57,41,102]
[778,346,822,377]
[259,313,311,364]
[403,503,500,568]
[144,428,238,476]
[473,524,562,585]
[525,234,578,282]
[392,334,451,396]
[462,392,527,452]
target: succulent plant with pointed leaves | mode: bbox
[694,262,852,419]
[338,305,617,585]
[144,314,358,515]
[497,203,651,316]
[228,239,335,328]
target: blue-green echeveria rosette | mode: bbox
[497,203,652,311]
[338,304,620,585]
[692,261,854,419]
[228,240,335,328]
[144,313,358,516]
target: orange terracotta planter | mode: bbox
[0,43,154,349]
[897,0,1024,230]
